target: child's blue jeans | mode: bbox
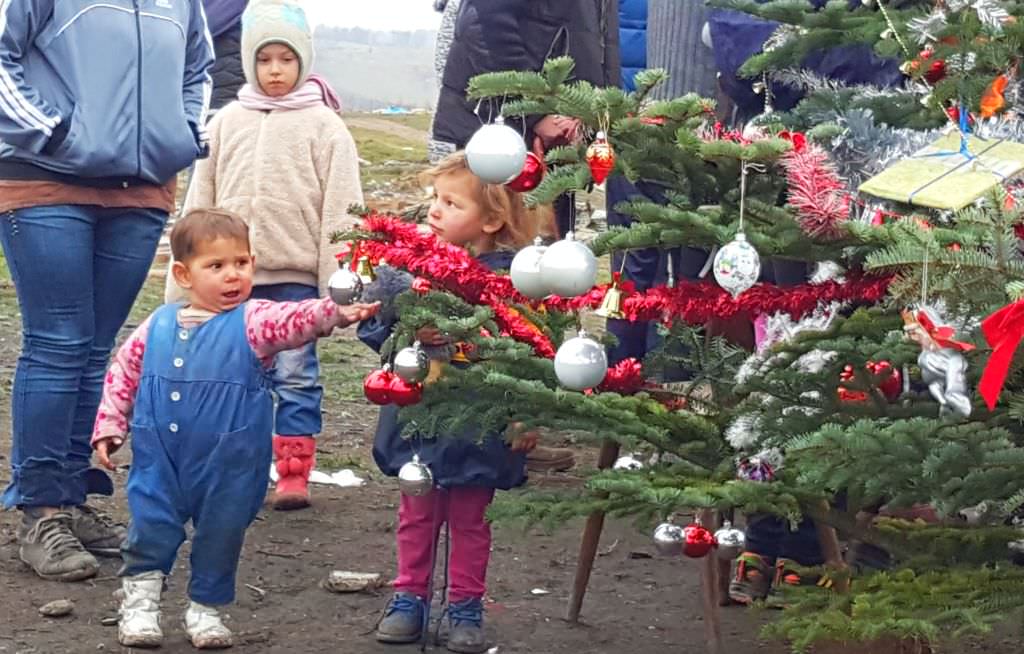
[249,283,323,437]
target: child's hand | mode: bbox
[336,302,381,326]
[416,326,450,346]
[510,431,539,453]
[508,422,539,453]
[94,437,124,471]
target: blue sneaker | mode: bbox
[376,593,425,644]
[446,598,487,654]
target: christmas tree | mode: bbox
[335,4,1024,648]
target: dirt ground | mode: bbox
[0,270,791,654]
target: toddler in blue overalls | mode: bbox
[91,208,379,650]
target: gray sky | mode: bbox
[302,0,441,32]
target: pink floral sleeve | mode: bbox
[245,297,350,363]
[91,317,151,445]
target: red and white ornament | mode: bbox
[585,131,615,185]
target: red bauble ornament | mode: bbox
[682,523,716,558]
[585,131,615,185]
[389,377,423,407]
[838,361,902,403]
[925,59,946,84]
[364,369,395,405]
[506,151,546,192]
[868,360,902,401]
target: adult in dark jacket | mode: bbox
[0,0,213,582]
[203,0,249,113]
[708,1,904,122]
[432,0,621,237]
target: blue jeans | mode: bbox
[0,205,167,509]
[249,283,323,437]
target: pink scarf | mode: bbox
[237,74,343,112]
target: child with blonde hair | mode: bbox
[95,209,378,649]
[358,152,542,654]
[170,0,362,510]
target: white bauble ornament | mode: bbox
[398,454,433,496]
[713,232,761,298]
[613,455,644,471]
[393,343,429,384]
[714,520,746,560]
[653,521,685,556]
[539,231,597,298]
[510,237,550,299]
[465,116,527,184]
[554,331,608,391]
[701,21,713,49]
[327,266,364,305]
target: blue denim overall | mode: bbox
[120,303,273,605]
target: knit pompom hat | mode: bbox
[241,0,314,90]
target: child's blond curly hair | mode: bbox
[421,151,550,249]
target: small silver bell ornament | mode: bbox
[653,520,685,556]
[398,454,434,497]
[510,237,550,299]
[554,330,608,391]
[393,343,429,384]
[539,231,597,298]
[327,265,364,305]
[465,116,528,184]
[714,520,746,560]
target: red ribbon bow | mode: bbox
[916,310,975,353]
[979,300,1024,410]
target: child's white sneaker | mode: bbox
[184,601,233,649]
[118,571,164,648]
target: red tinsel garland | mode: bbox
[350,214,892,355]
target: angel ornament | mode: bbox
[902,307,975,419]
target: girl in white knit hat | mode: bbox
[171,0,364,513]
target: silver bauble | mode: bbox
[554,331,608,391]
[327,267,364,305]
[398,454,434,497]
[510,237,550,299]
[465,117,528,184]
[613,455,643,471]
[393,344,429,384]
[713,232,761,298]
[539,231,597,298]
[714,520,746,560]
[653,522,685,556]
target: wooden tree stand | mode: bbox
[564,460,853,654]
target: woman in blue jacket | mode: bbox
[0,0,214,583]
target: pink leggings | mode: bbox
[393,486,495,602]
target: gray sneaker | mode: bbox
[19,510,100,581]
[376,593,426,644]
[71,504,126,557]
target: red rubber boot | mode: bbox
[272,435,316,510]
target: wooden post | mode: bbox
[812,500,851,593]
[565,439,621,623]
[698,509,724,654]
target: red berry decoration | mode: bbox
[585,131,615,184]
[389,377,423,407]
[682,522,716,558]
[363,369,394,405]
[505,151,546,193]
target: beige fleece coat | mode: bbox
[166,101,363,300]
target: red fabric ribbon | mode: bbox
[979,300,1024,410]
[916,310,975,353]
